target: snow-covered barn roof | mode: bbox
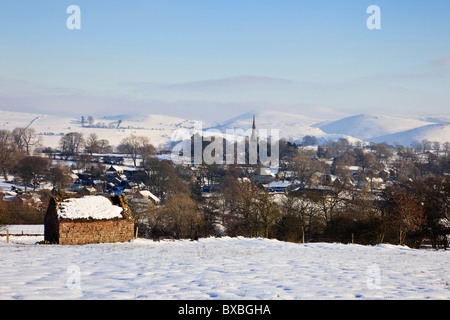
[57,195,124,220]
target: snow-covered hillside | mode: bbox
[0,236,449,300]
[370,123,450,146]
[207,111,365,145]
[0,109,202,150]
[315,113,436,141]
[1,109,449,150]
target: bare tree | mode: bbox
[356,150,384,192]
[0,130,22,181]
[11,127,39,155]
[145,192,208,239]
[289,149,327,188]
[22,127,39,155]
[222,178,281,238]
[98,139,113,154]
[371,143,393,164]
[14,156,51,192]
[392,192,426,246]
[85,135,113,154]
[443,142,450,156]
[331,150,356,183]
[118,135,155,167]
[139,158,177,201]
[432,141,441,154]
[85,133,101,154]
[277,193,320,242]
[301,135,318,146]
[420,139,432,153]
[50,165,73,193]
[87,116,95,127]
[11,127,25,153]
[59,132,85,159]
[256,191,281,238]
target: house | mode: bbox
[9,193,43,209]
[264,181,292,193]
[68,171,79,182]
[254,167,278,183]
[44,194,134,245]
[358,177,385,191]
[1,191,18,201]
[131,190,160,205]
[106,165,124,175]
[77,186,97,195]
[202,184,220,193]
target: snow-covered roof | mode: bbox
[266,181,292,188]
[137,190,160,202]
[259,168,277,176]
[57,195,124,220]
[106,165,123,172]
[69,173,79,180]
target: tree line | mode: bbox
[136,167,449,249]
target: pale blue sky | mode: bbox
[0,1,449,120]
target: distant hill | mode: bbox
[207,110,365,145]
[315,113,435,140]
[370,123,450,146]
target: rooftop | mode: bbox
[57,195,124,220]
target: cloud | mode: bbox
[434,55,450,68]
[113,75,323,106]
[165,76,298,91]
[359,73,439,82]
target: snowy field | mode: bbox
[0,236,449,300]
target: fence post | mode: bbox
[6,229,9,244]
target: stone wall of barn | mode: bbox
[58,218,134,245]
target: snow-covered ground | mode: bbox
[0,236,448,300]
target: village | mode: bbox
[0,123,449,249]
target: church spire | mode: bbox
[251,114,257,142]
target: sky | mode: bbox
[0,0,450,121]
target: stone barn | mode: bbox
[44,194,134,245]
